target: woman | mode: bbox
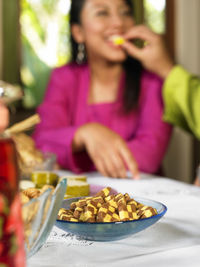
[33,0,172,178]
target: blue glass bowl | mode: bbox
[23,178,67,257]
[56,196,167,241]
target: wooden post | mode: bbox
[2,0,21,84]
[133,0,144,24]
[165,0,175,59]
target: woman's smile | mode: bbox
[73,0,135,63]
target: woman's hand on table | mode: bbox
[0,101,9,133]
[121,25,174,79]
[73,122,139,179]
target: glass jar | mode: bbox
[0,137,26,266]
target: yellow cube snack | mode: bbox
[111,35,125,46]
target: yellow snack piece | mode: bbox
[127,205,132,213]
[58,208,67,217]
[95,187,111,198]
[112,213,120,221]
[112,36,125,46]
[108,205,115,213]
[87,203,98,215]
[84,210,93,220]
[79,212,86,222]
[108,199,118,209]
[119,210,129,221]
[99,207,107,213]
[70,218,78,222]
[103,214,112,222]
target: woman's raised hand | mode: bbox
[122,25,174,79]
[73,123,139,179]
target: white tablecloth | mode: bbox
[28,172,200,267]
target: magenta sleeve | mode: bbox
[33,66,92,173]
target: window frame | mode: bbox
[165,0,175,59]
[138,0,175,59]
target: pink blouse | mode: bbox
[33,63,172,174]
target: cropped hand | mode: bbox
[194,177,200,186]
[122,25,174,79]
[73,123,139,179]
[0,101,9,132]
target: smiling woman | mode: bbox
[19,0,143,108]
[32,0,172,179]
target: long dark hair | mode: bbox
[69,0,142,113]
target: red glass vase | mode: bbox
[0,137,26,267]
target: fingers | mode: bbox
[82,124,140,179]
[122,25,161,61]
[119,145,139,179]
[123,25,156,43]
[194,177,200,186]
[121,41,143,60]
[93,151,127,178]
[93,155,109,178]
[88,144,128,178]
[91,141,139,179]
[0,102,9,132]
[97,139,139,179]
[87,147,113,178]
[106,152,127,178]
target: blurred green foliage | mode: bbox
[20,0,71,108]
[144,0,166,34]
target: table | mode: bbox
[28,171,200,267]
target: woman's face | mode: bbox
[72,0,134,63]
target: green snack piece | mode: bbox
[59,176,90,197]
[59,176,87,183]
[66,183,89,197]
[66,178,89,197]
[31,171,59,188]
[67,176,87,182]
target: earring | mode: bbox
[76,43,85,64]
